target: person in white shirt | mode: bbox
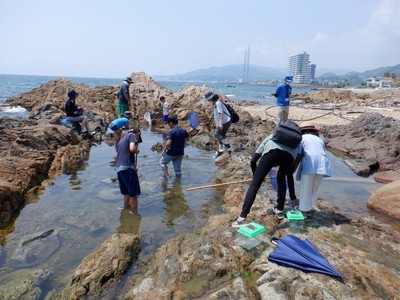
[294,121,332,218]
[204,90,231,158]
[160,96,170,125]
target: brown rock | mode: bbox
[57,234,140,299]
[367,179,400,219]
[374,170,400,184]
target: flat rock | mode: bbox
[367,179,400,219]
[374,170,400,183]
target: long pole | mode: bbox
[186,179,253,191]
[186,175,374,192]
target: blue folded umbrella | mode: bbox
[268,235,343,278]
[188,112,199,130]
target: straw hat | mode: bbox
[300,121,319,132]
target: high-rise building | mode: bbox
[288,52,316,84]
[243,45,250,83]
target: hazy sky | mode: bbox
[1,0,399,78]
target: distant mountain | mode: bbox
[153,64,286,83]
[316,68,353,76]
[317,64,400,83]
[153,63,400,84]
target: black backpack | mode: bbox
[271,120,302,148]
[222,102,239,123]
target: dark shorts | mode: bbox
[117,169,141,197]
[162,115,168,122]
[109,124,119,131]
[118,102,129,117]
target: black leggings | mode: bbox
[240,149,294,218]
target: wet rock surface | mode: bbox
[0,268,51,300]
[8,229,59,268]
[55,233,140,299]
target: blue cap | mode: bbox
[285,75,293,83]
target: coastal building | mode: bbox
[366,76,399,88]
[288,52,316,84]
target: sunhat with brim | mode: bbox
[300,121,319,132]
[125,77,133,84]
[67,89,78,98]
[122,111,132,119]
[204,90,215,101]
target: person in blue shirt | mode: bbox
[232,133,301,227]
[116,126,141,214]
[160,115,189,178]
[294,121,332,218]
[273,75,293,122]
[117,77,133,117]
[109,111,132,147]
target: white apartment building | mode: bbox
[288,52,315,84]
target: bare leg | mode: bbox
[129,196,138,213]
[123,194,130,208]
[163,165,169,178]
[81,117,90,133]
[115,129,122,147]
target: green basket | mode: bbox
[237,222,266,238]
[286,210,305,220]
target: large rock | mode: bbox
[56,233,141,299]
[367,179,400,219]
[0,118,82,228]
[323,113,400,174]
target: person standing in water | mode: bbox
[116,126,141,214]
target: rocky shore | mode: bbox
[0,75,399,299]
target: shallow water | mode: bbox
[0,128,223,294]
[0,128,393,297]
[317,151,384,219]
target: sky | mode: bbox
[1,0,399,78]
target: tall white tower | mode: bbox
[243,45,250,83]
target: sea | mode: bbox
[0,73,316,117]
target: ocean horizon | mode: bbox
[0,73,316,117]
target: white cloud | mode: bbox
[312,33,328,43]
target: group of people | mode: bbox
[114,113,189,213]
[66,74,331,223]
[232,75,331,226]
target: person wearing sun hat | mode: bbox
[293,121,332,218]
[65,89,92,138]
[117,77,133,117]
[204,90,232,159]
[272,75,293,122]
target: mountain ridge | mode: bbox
[153,64,400,83]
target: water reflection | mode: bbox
[161,179,189,228]
[117,210,142,235]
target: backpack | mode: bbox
[222,102,239,123]
[271,120,302,148]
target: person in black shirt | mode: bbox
[65,89,91,137]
